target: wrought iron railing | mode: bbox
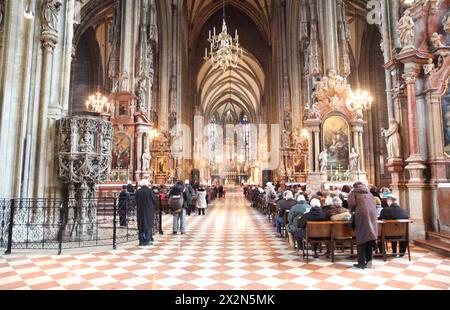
[0,196,162,255]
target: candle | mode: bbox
[214,27,216,36]
[205,48,207,58]
[209,30,211,40]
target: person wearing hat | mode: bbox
[287,195,309,249]
[265,182,277,205]
[379,193,409,257]
[135,179,157,246]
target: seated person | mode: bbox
[287,195,309,248]
[321,196,333,215]
[297,198,329,256]
[275,191,297,238]
[373,196,383,218]
[379,193,409,257]
[328,197,352,221]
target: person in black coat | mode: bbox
[169,181,187,234]
[117,185,130,227]
[297,198,329,256]
[127,181,135,193]
[379,193,409,256]
[135,179,157,246]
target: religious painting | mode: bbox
[322,115,350,170]
[442,80,450,156]
[119,101,128,116]
[294,155,305,174]
[112,133,131,169]
[156,156,168,174]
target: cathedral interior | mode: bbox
[0,0,449,292]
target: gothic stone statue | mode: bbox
[42,0,62,32]
[349,147,360,172]
[423,58,435,75]
[397,9,415,49]
[381,119,402,160]
[430,32,444,49]
[142,151,151,172]
[319,149,328,172]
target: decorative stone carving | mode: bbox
[0,0,4,30]
[281,130,291,148]
[42,0,62,32]
[40,0,62,49]
[309,22,321,77]
[397,9,415,49]
[108,0,121,93]
[57,117,113,240]
[443,12,450,33]
[430,32,444,49]
[423,58,435,75]
[136,80,147,112]
[380,119,402,159]
[319,149,328,172]
[119,71,129,92]
[349,148,360,171]
[312,70,352,110]
[169,110,177,130]
[142,151,151,172]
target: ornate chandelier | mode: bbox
[346,89,373,118]
[204,0,243,71]
[85,91,111,114]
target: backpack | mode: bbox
[169,195,183,212]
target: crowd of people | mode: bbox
[117,179,228,247]
[244,181,410,269]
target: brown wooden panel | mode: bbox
[437,188,450,229]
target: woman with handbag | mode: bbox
[169,181,186,234]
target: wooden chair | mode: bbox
[268,203,277,224]
[381,220,411,261]
[331,221,354,262]
[303,222,333,263]
[282,210,290,239]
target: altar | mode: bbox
[303,70,370,192]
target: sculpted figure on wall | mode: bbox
[430,32,444,49]
[381,119,402,160]
[397,9,415,49]
[42,0,62,32]
[349,148,360,172]
[319,149,328,172]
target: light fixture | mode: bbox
[204,0,243,71]
[24,2,35,20]
[85,91,111,114]
[346,89,373,117]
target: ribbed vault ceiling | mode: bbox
[198,52,265,123]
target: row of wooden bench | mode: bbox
[246,194,412,264]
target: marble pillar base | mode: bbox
[405,162,426,183]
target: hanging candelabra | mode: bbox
[204,0,243,71]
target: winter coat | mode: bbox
[196,189,208,209]
[297,206,329,239]
[118,190,130,212]
[347,184,378,245]
[135,186,157,230]
[379,203,409,220]
[287,202,309,233]
[276,199,297,218]
[265,187,277,203]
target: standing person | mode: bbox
[184,180,194,215]
[117,185,130,227]
[127,180,135,193]
[379,193,409,257]
[135,179,157,246]
[348,182,378,269]
[196,184,208,215]
[169,181,186,234]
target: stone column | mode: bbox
[307,129,314,173]
[135,132,143,180]
[119,0,137,92]
[34,1,62,197]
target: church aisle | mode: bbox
[0,191,449,290]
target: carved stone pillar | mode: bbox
[306,119,321,192]
[34,1,62,197]
[135,132,143,180]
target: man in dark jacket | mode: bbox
[118,185,130,227]
[169,181,186,234]
[127,181,135,193]
[380,193,409,257]
[348,182,378,269]
[135,179,157,246]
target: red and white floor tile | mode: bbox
[0,191,449,290]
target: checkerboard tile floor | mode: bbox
[0,191,449,290]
